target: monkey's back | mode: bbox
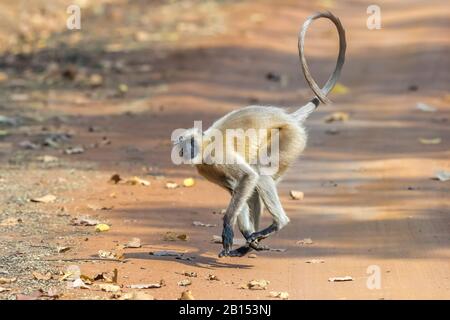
[201,106,307,181]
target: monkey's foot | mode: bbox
[218,249,229,257]
[230,245,253,257]
[249,241,271,251]
[219,245,253,257]
[247,224,278,244]
[219,224,234,257]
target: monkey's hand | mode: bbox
[219,223,234,257]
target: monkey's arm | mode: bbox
[247,175,290,246]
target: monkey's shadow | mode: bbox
[123,251,253,270]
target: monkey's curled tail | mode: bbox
[298,11,347,107]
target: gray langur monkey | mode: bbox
[173,11,346,257]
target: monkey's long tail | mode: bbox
[298,11,347,107]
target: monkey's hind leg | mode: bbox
[247,175,290,245]
[229,190,271,256]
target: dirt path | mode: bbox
[0,0,449,300]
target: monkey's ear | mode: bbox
[292,102,316,122]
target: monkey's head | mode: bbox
[172,128,203,164]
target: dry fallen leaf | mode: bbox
[60,265,80,281]
[31,194,56,203]
[32,272,52,281]
[95,224,110,232]
[297,238,313,245]
[37,155,59,163]
[126,176,150,186]
[70,216,100,226]
[64,146,84,155]
[246,279,270,290]
[325,112,349,123]
[118,83,128,94]
[87,204,114,211]
[269,291,289,299]
[289,190,304,200]
[10,93,29,102]
[80,274,94,285]
[434,170,450,182]
[91,269,117,283]
[57,246,71,253]
[98,250,116,259]
[165,182,179,189]
[98,250,123,260]
[44,137,60,149]
[129,282,163,289]
[178,279,192,287]
[419,138,441,145]
[164,232,188,241]
[179,290,195,300]
[99,284,121,293]
[306,259,325,264]
[124,237,141,248]
[89,74,103,87]
[183,178,195,187]
[109,174,122,184]
[328,276,353,282]
[416,102,436,112]
[207,274,219,281]
[0,277,17,284]
[0,287,11,293]
[72,278,90,289]
[181,272,197,278]
[192,221,217,227]
[331,83,349,95]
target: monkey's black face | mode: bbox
[178,134,201,162]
